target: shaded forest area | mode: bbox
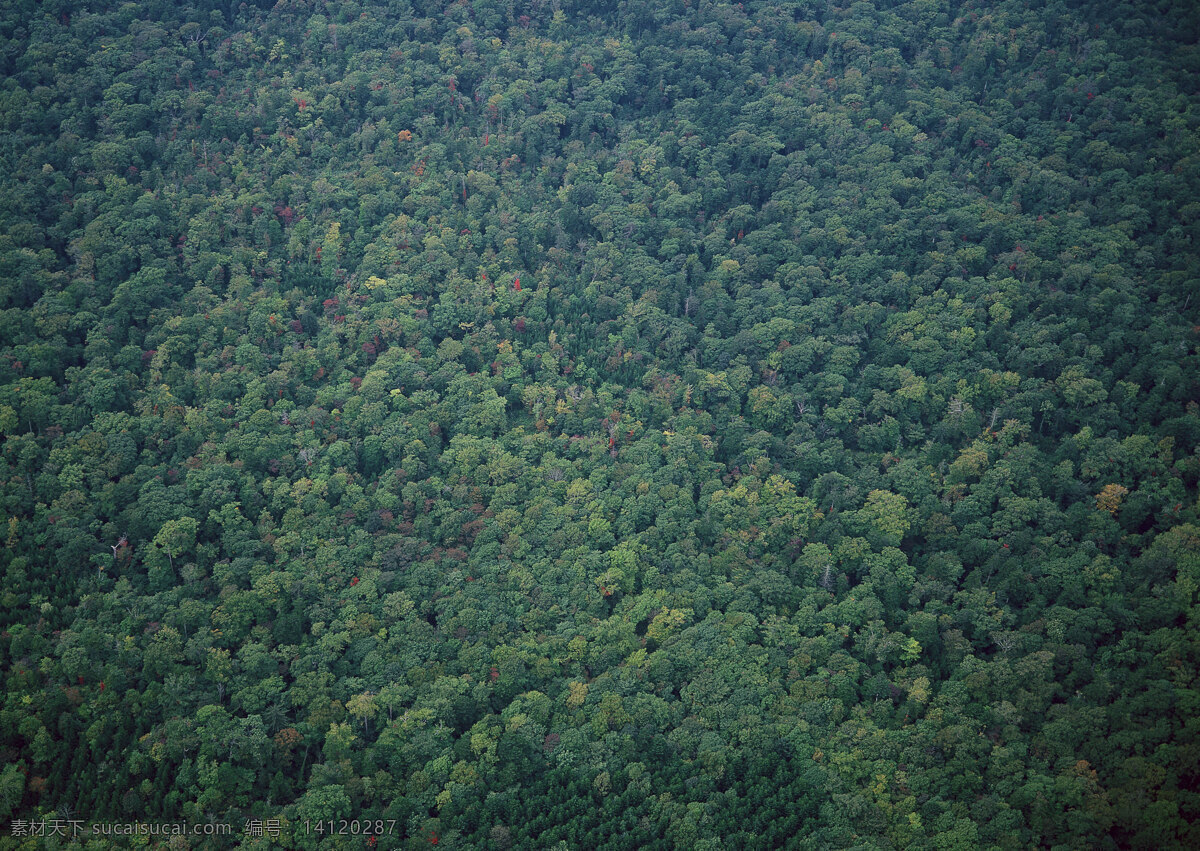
[1,0,1199,847]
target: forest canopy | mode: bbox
[1,0,1199,848]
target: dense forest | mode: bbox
[1,0,1198,847]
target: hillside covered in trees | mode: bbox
[1,0,1199,847]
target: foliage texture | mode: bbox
[1,0,1199,848]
